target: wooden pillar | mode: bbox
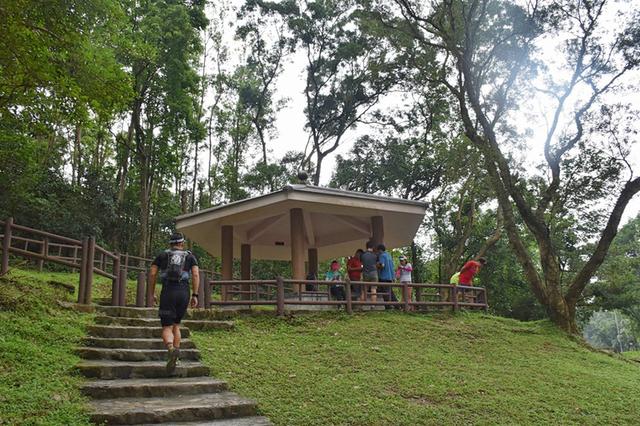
[78,237,88,304]
[123,254,129,278]
[307,248,318,279]
[276,276,285,316]
[345,278,352,314]
[38,237,48,272]
[1,217,12,275]
[290,208,305,292]
[203,273,212,308]
[136,271,146,307]
[83,237,95,304]
[111,252,121,306]
[118,268,127,306]
[241,244,251,300]
[221,225,233,301]
[145,271,154,307]
[197,273,205,308]
[371,215,384,247]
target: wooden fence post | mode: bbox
[145,271,154,307]
[221,280,228,302]
[78,237,88,304]
[276,276,285,316]
[136,271,145,307]
[38,237,48,272]
[123,254,129,279]
[345,279,352,314]
[111,252,120,306]
[483,288,489,313]
[118,268,127,307]
[1,217,13,275]
[204,274,212,309]
[83,237,95,305]
[198,273,205,308]
[452,285,458,313]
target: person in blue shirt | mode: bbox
[325,260,345,300]
[377,244,398,308]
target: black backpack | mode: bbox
[163,249,189,284]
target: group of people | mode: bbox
[319,242,487,306]
[320,241,414,306]
[149,232,487,372]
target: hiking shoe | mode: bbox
[166,347,180,373]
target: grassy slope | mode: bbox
[193,312,640,426]
[0,268,92,425]
[623,351,640,362]
[2,267,639,425]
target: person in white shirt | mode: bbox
[395,255,413,309]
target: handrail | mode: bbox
[1,217,490,314]
[209,278,489,315]
[10,223,82,245]
[0,217,153,307]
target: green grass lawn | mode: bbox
[0,268,93,425]
[2,267,639,425]
[622,351,640,362]
[192,312,640,426]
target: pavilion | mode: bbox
[174,184,427,283]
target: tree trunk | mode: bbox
[191,138,198,212]
[313,153,323,186]
[74,125,82,186]
[139,160,149,259]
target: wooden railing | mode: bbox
[1,217,489,314]
[0,217,156,306]
[208,278,489,315]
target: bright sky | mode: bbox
[209,0,640,225]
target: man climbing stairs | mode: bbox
[76,306,271,425]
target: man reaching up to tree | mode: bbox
[148,233,199,373]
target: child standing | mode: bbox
[396,255,413,309]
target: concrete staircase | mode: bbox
[77,306,270,425]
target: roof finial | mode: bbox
[296,170,309,185]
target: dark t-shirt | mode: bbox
[152,249,198,285]
[360,250,378,276]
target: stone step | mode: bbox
[76,347,200,362]
[87,325,191,339]
[77,360,209,380]
[94,315,234,330]
[83,337,196,350]
[136,417,272,425]
[96,306,244,320]
[81,377,227,399]
[89,392,258,425]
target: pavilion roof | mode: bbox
[175,184,427,261]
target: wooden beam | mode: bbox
[246,214,286,243]
[240,244,251,300]
[329,214,371,236]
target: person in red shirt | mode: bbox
[457,257,487,302]
[347,249,364,300]
[458,257,486,285]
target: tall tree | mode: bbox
[387,0,640,332]
[238,2,292,177]
[586,214,640,330]
[119,0,207,257]
[258,0,403,184]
